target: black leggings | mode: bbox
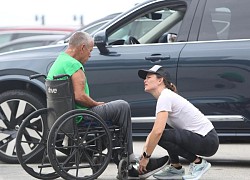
[158,128,219,164]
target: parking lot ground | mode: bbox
[0,142,250,179]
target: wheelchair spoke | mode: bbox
[47,110,113,180]
[22,143,46,163]
[58,148,78,167]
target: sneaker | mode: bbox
[116,159,140,179]
[153,165,185,179]
[139,155,170,179]
[182,159,211,180]
[128,166,140,179]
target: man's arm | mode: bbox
[72,69,104,108]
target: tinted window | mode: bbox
[0,33,56,45]
[0,41,45,53]
[15,33,49,39]
[84,21,109,34]
[0,34,13,44]
[199,0,250,41]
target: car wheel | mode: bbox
[0,90,45,163]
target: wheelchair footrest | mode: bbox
[38,164,53,168]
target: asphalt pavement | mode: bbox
[0,142,250,179]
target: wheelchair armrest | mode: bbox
[53,74,70,80]
[29,74,46,80]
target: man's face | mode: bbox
[81,40,94,64]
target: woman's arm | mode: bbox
[143,111,168,156]
[139,111,168,173]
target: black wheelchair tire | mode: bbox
[118,158,128,180]
[16,108,59,179]
[47,109,113,180]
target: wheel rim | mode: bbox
[0,98,38,158]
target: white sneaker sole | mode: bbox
[128,176,140,179]
[154,175,183,180]
[139,160,169,179]
[182,162,211,180]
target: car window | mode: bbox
[0,34,13,44]
[14,33,51,39]
[107,3,186,45]
[0,41,45,53]
[84,21,109,34]
[0,32,65,46]
[198,0,250,41]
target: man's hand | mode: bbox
[96,102,105,106]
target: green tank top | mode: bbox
[47,52,90,111]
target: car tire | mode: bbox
[0,90,46,163]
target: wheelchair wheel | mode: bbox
[16,108,59,179]
[47,109,113,180]
[118,159,128,180]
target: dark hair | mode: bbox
[156,74,178,93]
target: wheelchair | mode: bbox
[15,74,130,180]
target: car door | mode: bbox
[178,0,250,136]
[85,0,198,135]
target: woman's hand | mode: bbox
[138,156,149,174]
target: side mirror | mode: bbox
[145,12,162,20]
[158,32,177,43]
[94,30,110,55]
[167,33,177,43]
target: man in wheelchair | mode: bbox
[47,31,140,178]
[47,31,169,179]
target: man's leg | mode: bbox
[89,100,134,159]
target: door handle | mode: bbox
[145,55,170,62]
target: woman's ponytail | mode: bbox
[156,74,178,93]
[169,82,178,93]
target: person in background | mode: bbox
[137,65,219,180]
[47,31,140,178]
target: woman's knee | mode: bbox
[205,139,219,156]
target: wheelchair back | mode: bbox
[45,75,74,129]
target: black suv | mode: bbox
[0,0,250,163]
